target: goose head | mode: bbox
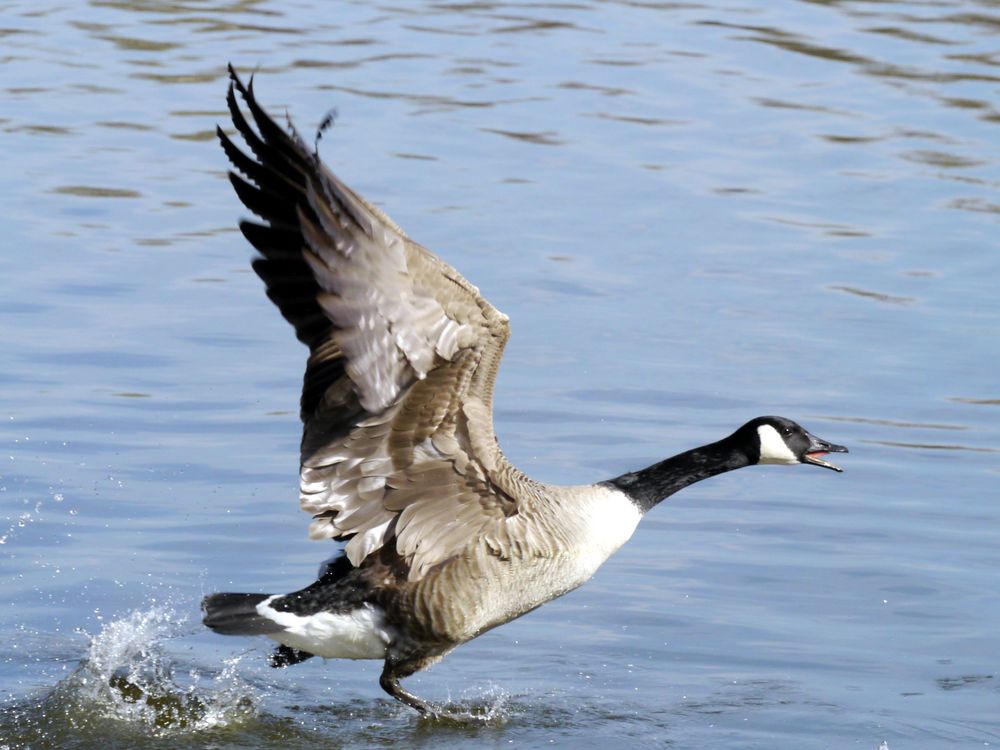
[741,416,848,472]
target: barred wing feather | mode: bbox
[222,66,522,579]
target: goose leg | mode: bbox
[380,659,435,715]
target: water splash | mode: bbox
[428,683,515,725]
[75,605,257,731]
[0,605,258,746]
[0,486,68,547]
[0,500,43,546]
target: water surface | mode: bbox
[2,1,999,748]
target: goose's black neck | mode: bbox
[605,433,752,513]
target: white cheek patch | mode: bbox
[756,424,800,465]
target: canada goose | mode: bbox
[202,65,848,716]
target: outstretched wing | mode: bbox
[221,66,528,580]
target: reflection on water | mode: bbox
[828,285,916,305]
[865,439,998,453]
[2,0,1000,749]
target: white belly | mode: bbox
[257,597,391,659]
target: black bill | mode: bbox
[803,432,849,472]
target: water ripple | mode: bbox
[3,0,1000,748]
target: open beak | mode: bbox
[802,432,849,472]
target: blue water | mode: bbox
[2,1,999,747]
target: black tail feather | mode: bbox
[202,592,284,635]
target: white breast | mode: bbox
[565,484,643,582]
[464,484,643,637]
